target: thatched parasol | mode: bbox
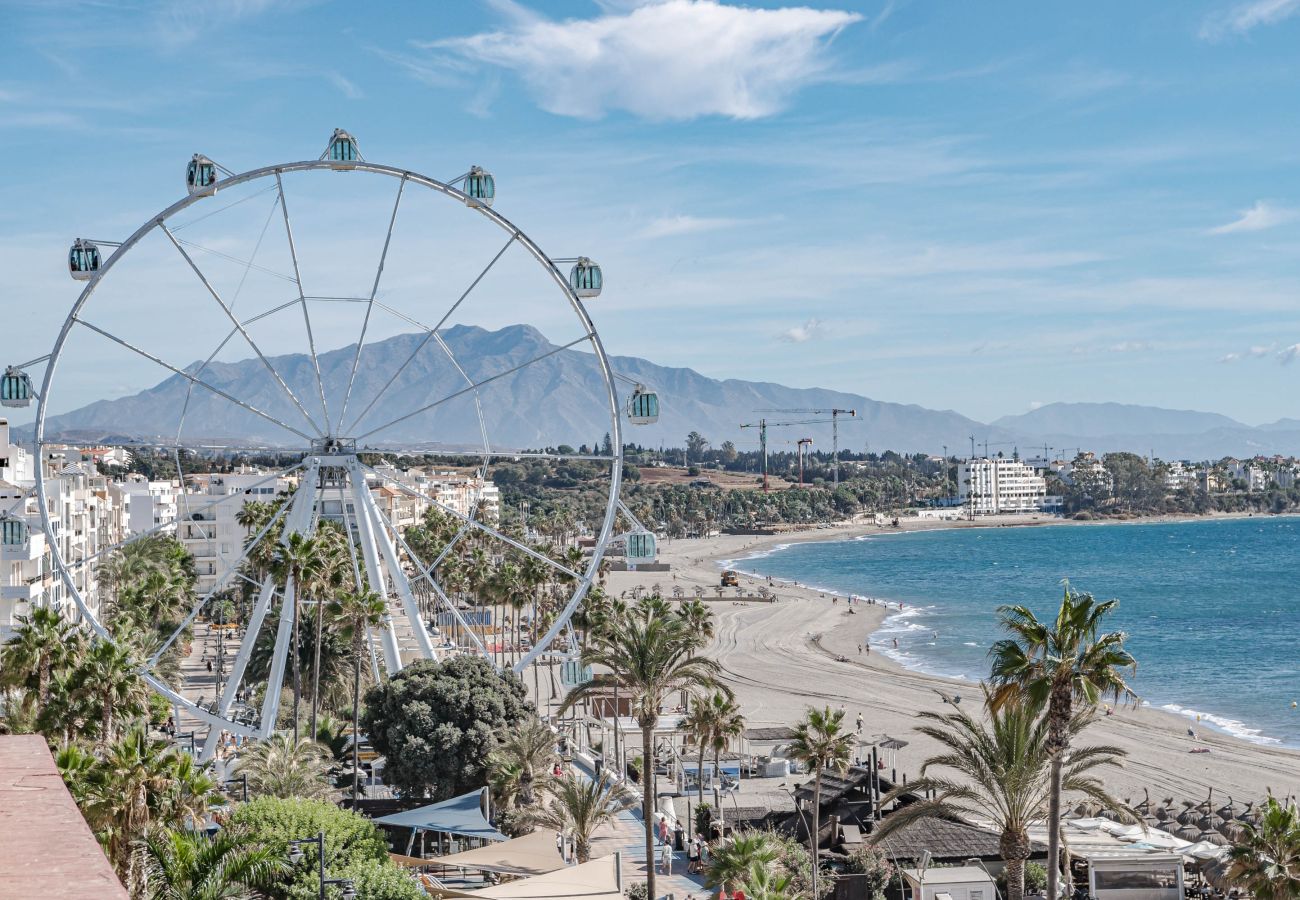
[1178,807,1200,826]
[1197,829,1230,847]
[1176,823,1204,841]
[1216,798,1236,821]
[1217,821,1244,842]
[1154,805,1170,822]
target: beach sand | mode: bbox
[603,518,1300,810]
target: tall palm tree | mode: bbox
[1226,796,1300,900]
[326,588,386,803]
[871,690,1131,900]
[0,605,80,707]
[489,717,558,809]
[559,596,722,899]
[233,731,338,801]
[709,692,746,832]
[789,705,854,900]
[683,694,724,814]
[141,827,287,900]
[80,636,151,747]
[307,523,348,741]
[272,532,325,741]
[989,583,1138,900]
[525,773,631,863]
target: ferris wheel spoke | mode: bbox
[337,177,407,429]
[160,223,325,438]
[341,232,518,435]
[353,333,593,443]
[362,462,583,581]
[431,330,492,478]
[148,495,292,665]
[74,317,316,443]
[274,172,333,435]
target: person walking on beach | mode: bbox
[856,712,863,733]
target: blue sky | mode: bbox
[2,0,1300,427]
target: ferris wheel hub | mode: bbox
[311,436,357,455]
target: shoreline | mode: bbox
[604,514,1300,805]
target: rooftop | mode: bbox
[0,735,127,899]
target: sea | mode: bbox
[725,516,1300,748]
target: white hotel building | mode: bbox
[957,457,1050,515]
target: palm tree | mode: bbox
[1226,796,1300,900]
[140,827,287,900]
[525,773,630,863]
[326,588,386,803]
[706,831,780,897]
[789,705,854,900]
[489,717,557,809]
[307,524,348,741]
[989,583,1138,900]
[683,694,723,814]
[272,532,325,741]
[871,690,1131,900]
[1,605,80,707]
[684,691,746,831]
[558,596,722,899]
[233,731,338,801]
[80,636,151,747]
[742,863,803,900]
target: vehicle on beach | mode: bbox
[721,570,739,587]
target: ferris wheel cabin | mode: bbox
[186,154,218,195]
[326,128,360,169]
[464,166,495,208]
[0,517,29,553]
[625,531,657,562]
[1,368,33,408]
[627,386,659,425]
[68,239,101,281]
[569,258,602,299]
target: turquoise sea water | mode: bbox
[726,516,1300,747]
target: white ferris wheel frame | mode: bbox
[33,155,626,747]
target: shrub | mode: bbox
[624,883,650,900]
[340,859,426,900]
[226,797,388,900]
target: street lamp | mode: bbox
[288,831,356,900]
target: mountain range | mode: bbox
[24,324,1300,460]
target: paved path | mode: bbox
[590,805,710,900]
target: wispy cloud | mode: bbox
[1279,343,1300,365]
[639,214,752,239]
[1209,200,1298,234]
[1109,340,1154,353]
[1200,0,1300,40]
[778,319,826,343]
[426,0,862,120]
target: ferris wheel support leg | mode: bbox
[199,573,276,762]
[348,468,403,675]
[259,573,297,738]
[366,493,437,662]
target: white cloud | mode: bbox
[1209,200,1298,234]
[1218,352,1242,363]
[1028,400,1045,411]
[778,318,826,343]
[430,0,862,120]
[1201,0,1300,39]
[639,214,748,239]
[1279,344,1300,365]
[1109,340,1153,353]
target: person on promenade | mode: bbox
[660,838,673,874]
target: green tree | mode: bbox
[707,831,780,896]
[683,691,745,830]
[272,532,326,741]
[872,690,1130,900]
[686,431,709,464]
[362,655,532,799]
[326,588,386,803]
[226,797,390,900]
[1226,796,1300,900]
[524,772,630,862]
[788,706,854,900]
[234,731,338,801]
[140,827,287,900]
[989,584,1138,900]
[80,636,151,747]
[0,605,81,708]
[488,716,557,810]
[559,596,721,900]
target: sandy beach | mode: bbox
[603,516,1300,810]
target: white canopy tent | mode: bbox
[430,853,623,899]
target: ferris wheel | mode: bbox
[8,129,663,760]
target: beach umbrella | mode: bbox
[1072,802,1091,817]
[1176,823,1203,841]
[1154,806,1170,822]
[1196,814,1216,832]
[1197,829,1230,847]
[1217,821,1244,842]
[1177,808,1200,826]
[1216,799,1235,820]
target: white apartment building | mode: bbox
[177,470,295,594]
[958,457,1049,515]
[1164,461,1197,491]
[114,476,179,535]
[1,424,126,639]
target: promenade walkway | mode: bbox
[590,805,710,900]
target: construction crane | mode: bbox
[755,408,857,485]
[739,418,835,491]
[797,438,814,486]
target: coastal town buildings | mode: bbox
[112,476,179,535]
[957,456,1049,515]
[177,470,296,593]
